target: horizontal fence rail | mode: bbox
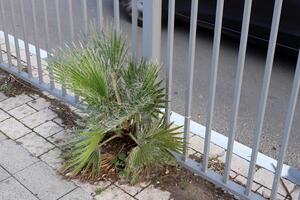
[0,0,299,200]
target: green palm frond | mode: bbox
[126,120,183,179]
[62,130,105,179]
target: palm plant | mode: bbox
[50,28,183,182]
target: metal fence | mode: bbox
[0,0,299,199]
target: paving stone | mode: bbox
[0,166,10,182]
[27,98,51,110]
[0,94,33,111]
[291,185,300,200]
[233,175,261,191]
[34,121,64,138]
[0,118,31,139]
[73,179,111,196]
[254,168,295,197]
[17,133,54,156]
[8,104,36,119]
[230,154,250,177]
[0,109,10,122]
[60,188,92,200]
[53,118,64,126]
[48,129,73,147]
[115,181,143,196]
[0,131,7,141]
[0,92,8,102]
[40,148,63,169]
[0,177,38,200]
[21,108,57,128]
[256,186,285,200]
[0,140,38,173]
[94,185,134,200]
[15,162,76,200]
[136,185,171,200]
[189,135,204,152]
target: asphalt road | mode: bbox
[1,0,299,168]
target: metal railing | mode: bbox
[0,0,299,199]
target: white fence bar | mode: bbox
[203,0,224,172]
[68,0,75,41]
[0,0,12,67]
[31,0,43,84]
[270,50,300,199]
[42,0,54,89]
[20,0,32,77]
[131,0,138,60]
[183,0,199,160]
[113,0,120,34]
[245,0,283,193]
[9,0,21,71]
[223,0,253,184]
[55,0,66,96]
[83,0,88,36]
[165,0,175,124]
[97,0,104,30]
[142,0,162,61]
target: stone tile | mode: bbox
[256,186,285,200]
[94,185,134,200]
[115,181,143,196]
[254,168,295,197]
[34,121,64,138]
[0,131,7,141]
[53,118,64,126]
[233,175,261,191]
[8,104,36,119]
[0,166,10,182]
[40,148,63,169]
[17,133,54,157]
[0,118,31,139]
[15,162,76,200]
[136,185,171,200]
[291,185,300,200]
[60,188,92,200]
[0,92,8,102]
[230,154,250,177]
[0,140,38,173]
[0,94,33,111]
[0,177,38,200]
[21,108,57,128]
[0,109,10,122]
[48,130,73,147]
[27,98,51,110]
[189,135,204,152]
[73,179,111,196]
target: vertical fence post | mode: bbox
[142,0,162,62]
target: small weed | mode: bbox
[95,187,104,195]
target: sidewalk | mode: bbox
[0,91,174,200]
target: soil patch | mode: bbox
[0,69,80,128]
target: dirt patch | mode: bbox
[0,69,80,129]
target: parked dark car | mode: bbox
[120,0,300,54]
